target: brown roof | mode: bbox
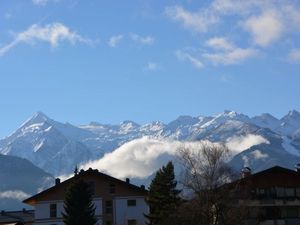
[23,168,148,205]
[228,165,300,189]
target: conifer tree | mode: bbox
[145,161,181,225]
[62,179,96,225]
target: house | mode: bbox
[229,166,300,225]
[0,209,34,225]
[23,168,149,225]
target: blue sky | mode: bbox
[0,0,300,138]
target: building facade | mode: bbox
[23,168,149,225]
[231,166,300,225]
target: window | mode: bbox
[127,199,136,207]
[50,204,57,218]
[109,184,115,194]
[128,219,137,225]
[286,207,298,218]
[276,187,285,198]
[105,200,113,214]
[286,188,295,197]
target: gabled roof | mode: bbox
[226,165,300,189]
[242,165,300,180]
[23,168,148,205]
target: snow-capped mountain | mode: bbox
[1,110,300,177]
[0,112,99,175]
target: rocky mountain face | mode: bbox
[1,110,300,177]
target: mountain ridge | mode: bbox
[1,110,300,177]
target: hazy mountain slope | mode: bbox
[0,154,54,210]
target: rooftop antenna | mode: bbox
[74,165,78,176]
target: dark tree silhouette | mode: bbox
[62,179,96,225]
[145,161,181,225]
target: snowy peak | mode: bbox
[281,110,300,121]
[201,110,250,130]
[217,110,250,121]
[278,110,300,136]
[22,111,50,127]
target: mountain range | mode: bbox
[1,110,300,209]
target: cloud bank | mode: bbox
[82,135,269,180]
[83,137,181,179]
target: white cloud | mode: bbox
[284,5,300,31]
[166,1,300,47]
[177,38,258,67]
[82,137,181,179]
[206,37,234,51]
[0,23,93,56]
[32,0,59,6]
[251,150,268,160]
[165,5,218,33]
[242,10,283,47]
[130,33,154,45]
[202,47,258,65]
[0,190,30,200]
[242,149,269,167]
[82,137,219,179]
[81,135,269,180]
[288,49,300,64]
[108,35,123,48]
[226,134,270,153]
[176,50,204,69]
[146,62,157,71]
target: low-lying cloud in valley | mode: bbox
[83,137,181,179]
[226,134,270,153]
[81,134,270,180]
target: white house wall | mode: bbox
[34,198,102,225]
[114,197,149,225]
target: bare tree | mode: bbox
[171,142,247,225]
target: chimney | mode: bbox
[295,164,300,172]
[126,178,130,183]
[241,167,251,178]
[55,178,60,185]
[140,185,145,190]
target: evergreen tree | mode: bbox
[62,179,97,225]
[145,161,181,225]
